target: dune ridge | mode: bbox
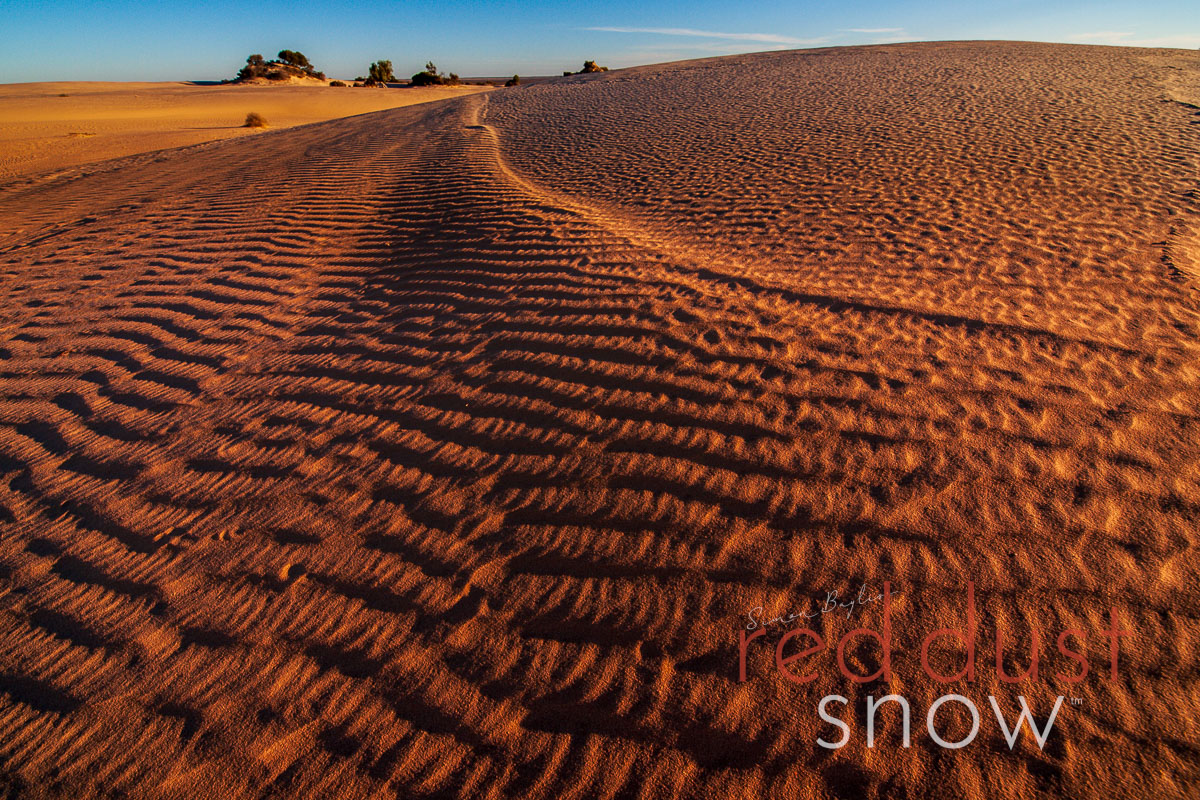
[0,41,1197,799]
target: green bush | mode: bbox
[368,60,395,83]
[411,61,461,86]
[234,50,323,82]
[236,55,262,82]
[277,50,311,68]
[329,80,347,87]
[505,75,521,87]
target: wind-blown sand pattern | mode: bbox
[0,41,1198,799]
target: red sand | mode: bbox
[0,41,1197,799]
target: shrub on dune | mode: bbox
[243,112,268,128]
[505,75,521,87]
[567,60,609,75]
[233,50,325,83]
[368,60,396,83]
[410,62,441,86]
[559,61,609,77]
[410,61,461,87]
[276,50,311,69]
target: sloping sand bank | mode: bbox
[0,41,1197,799]
[0,81,491,183]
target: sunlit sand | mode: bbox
[0,40,1197,799]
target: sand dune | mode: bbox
[0,41,1197,799]
[0,81,491,183]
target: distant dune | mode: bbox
[0,41,1197,800]
[0,81,491,183]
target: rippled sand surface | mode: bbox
[0,41,1197,799]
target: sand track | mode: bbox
[0,42,1198,799]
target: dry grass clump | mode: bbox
[243,112,268,128]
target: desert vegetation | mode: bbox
[505,75,521,87]
[410,61,461,86]
[369,60,396,83]
[564,60,609,76]
[350,60,396,87]
[234,51,326,83]
[242,111,267,128]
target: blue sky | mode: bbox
[1,1,1195,82]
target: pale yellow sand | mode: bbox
[0,80,492,183]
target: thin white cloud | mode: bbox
[1068,31,1133,42]
[841,27,905,33]
[611,42,796,66]
[623,41,794,54]
[1131,34,1200,47]
[584,27,828,46]
[1068,30,1200,48]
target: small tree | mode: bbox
[409,61,463,87]
[505,75,521,87]
[368,60,395,83]
[277,50,311,69]
[410,61,444,86]
[237,54,266,81]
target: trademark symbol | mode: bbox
[1071,697,1083,705]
